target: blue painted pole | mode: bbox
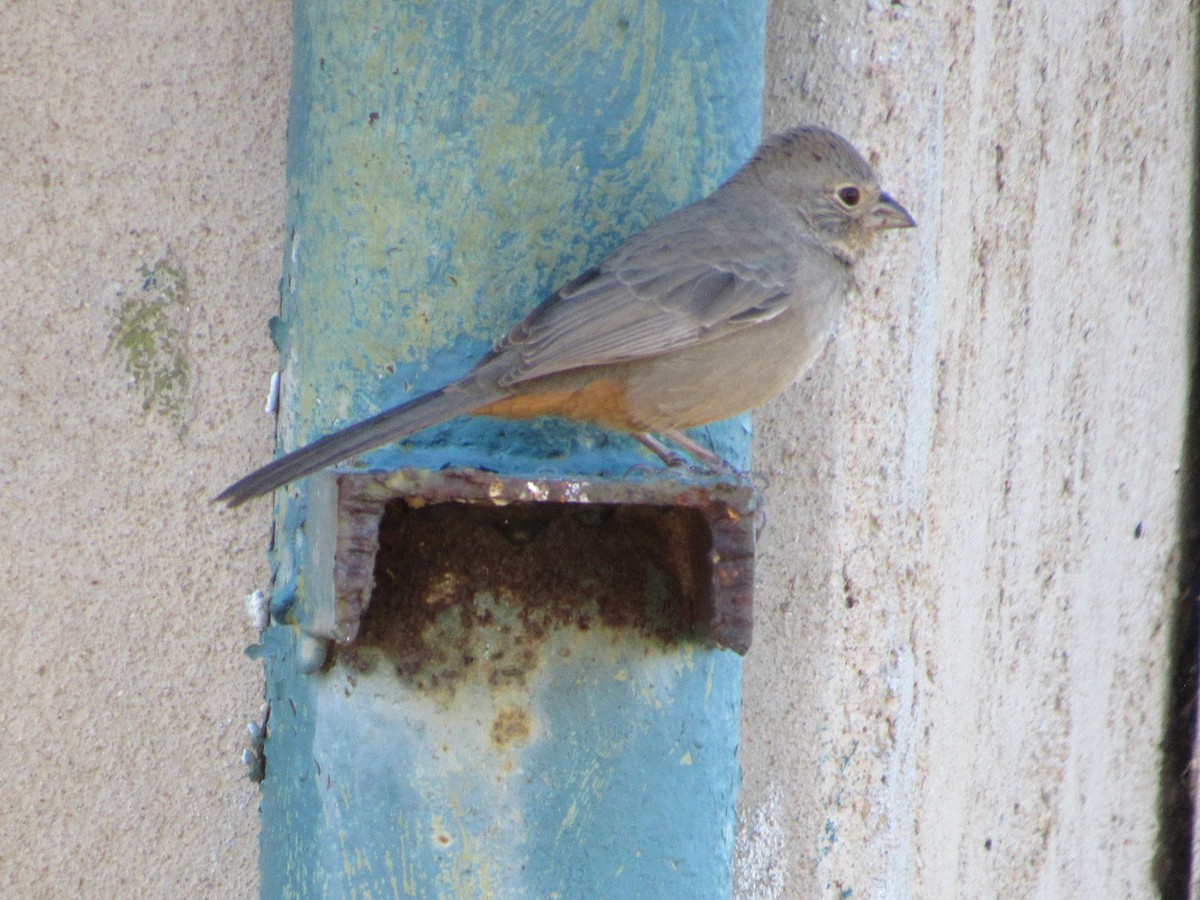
[259,2,766,895]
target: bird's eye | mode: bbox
[836,185,861,208]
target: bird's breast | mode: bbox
[621,285,844,429]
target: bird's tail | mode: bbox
[216,381,496,507]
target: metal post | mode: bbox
[258,2,766,895]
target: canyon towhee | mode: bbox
[218,125,914,507]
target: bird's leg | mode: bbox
[633,433,688,468]
[660,429,739,473]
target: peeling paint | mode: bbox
[263,1,763,896]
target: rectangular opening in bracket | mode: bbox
[306,468,758,655]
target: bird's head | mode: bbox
[744,125,915,260]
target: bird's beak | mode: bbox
[872,192,916,230]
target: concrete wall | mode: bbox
[1,1,1193,898]
[739,1,1195,897]
[1,2,287,895]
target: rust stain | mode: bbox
[491,707,532,748]
[337,499,713,701]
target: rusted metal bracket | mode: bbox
[298,467,760,655]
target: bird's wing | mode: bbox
[485,199,825,388]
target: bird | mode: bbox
[218,125,914,507]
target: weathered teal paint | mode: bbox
[261,1,765,895]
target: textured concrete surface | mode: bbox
[0,2,288,896]
[738,1,1194,897]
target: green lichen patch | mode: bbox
[111,257,193,437]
